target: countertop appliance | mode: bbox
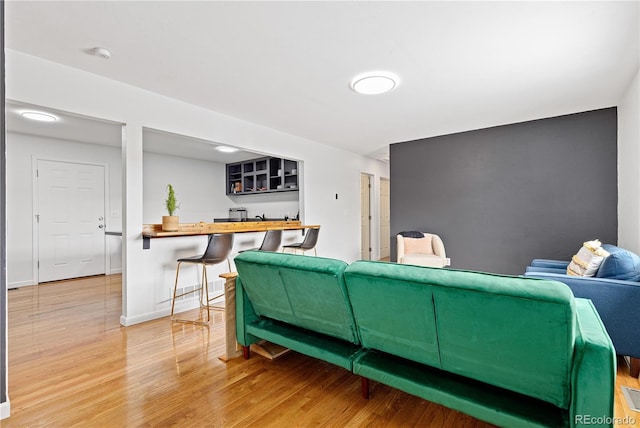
[228,207,247,222]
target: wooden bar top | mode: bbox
[142,220,319,238]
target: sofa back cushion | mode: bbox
[596,244,640,281]
[431,270,575,409]
[234,251,359,344]
[345,261,440,368]
[346,261,576,409]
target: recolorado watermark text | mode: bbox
[575,415,636,425]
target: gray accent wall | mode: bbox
[390,108,618,275]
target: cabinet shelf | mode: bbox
[226,156,299,195]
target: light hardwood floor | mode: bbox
[4,274,639,427]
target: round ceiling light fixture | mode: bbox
[216,146,238,153]
[21,111,58,122]
[350,71,399,95]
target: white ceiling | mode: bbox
[5,100,122,147]
[5,1,639,161]
[5,100,259,163]
[142,128,262,164]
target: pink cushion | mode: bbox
[402,253,445,268]
[403,236,433,255]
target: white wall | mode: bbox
[5,132,123,286]
[229,191,300,222]
[143,152,231,223]
[6,50,389,325]
[618,67,640,254]
[143,153,300,223]
[5,131,308,287]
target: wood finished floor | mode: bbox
[5,274,639,427]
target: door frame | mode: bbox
[379,176,391,260]
[360,172,373,260]
[31,157,111,285]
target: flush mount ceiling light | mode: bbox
[216,146,238,153]
[350,71,399,95]
[21,111,58,122]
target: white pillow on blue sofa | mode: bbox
[567,240,609,277]
[595,244,640,281]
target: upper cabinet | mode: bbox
[227,156,298,195]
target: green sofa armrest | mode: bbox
[570,298,616,428]
[235,277,261,347]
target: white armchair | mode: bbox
[396,232,449,268]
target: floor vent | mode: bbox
[622,386,640,412]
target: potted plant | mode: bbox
[162,184,180,231]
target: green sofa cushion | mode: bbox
[346,261,576,409]
[247,318,362,370]
[353,350,567,428]
[344,261,440,368]
[432,274,575,409]
[234,251,359,344]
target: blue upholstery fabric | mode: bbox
[525,262,640,359]
[596,244,640,281]
[526,266,568,275]
[530,259,570,271]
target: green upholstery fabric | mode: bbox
[344,261,440,367]
[346,260,576,408]
[353,350,567,428]
[247,318,362,370]
[432,279,575,409]
[235,254,615,427]
[235,277,261,346]
[235,270,361,370]
[234,251,358,343]
[569,299,616,428]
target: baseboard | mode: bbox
[119,281,225,326]
[119,308,170,326]
[0,399,11,420]
[7,280,34,289]
[119,297,202,326]
[108,268,122,275]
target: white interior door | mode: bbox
[37,160,106,282]
[380,178,390,260]
[360,173,371,260]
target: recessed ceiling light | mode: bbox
[21,111,58,122]
[216,146,238,153]
[351,71,399,95]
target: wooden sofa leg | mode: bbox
[243,346,251,360]
[361,377,370,399]
[631,357,640,378]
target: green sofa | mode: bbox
[234,251,616,428]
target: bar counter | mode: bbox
[141,220,319,249]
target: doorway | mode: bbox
[379,178,390,260]
[5,101,123,287]
[36,159,106,283]
[360,173,372,260]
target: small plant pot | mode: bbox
[162,216,179,232]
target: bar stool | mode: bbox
[239,229,282,253]
[170,233,234,325]
[282,227,319,256]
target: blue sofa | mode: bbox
[525,244,640,378]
